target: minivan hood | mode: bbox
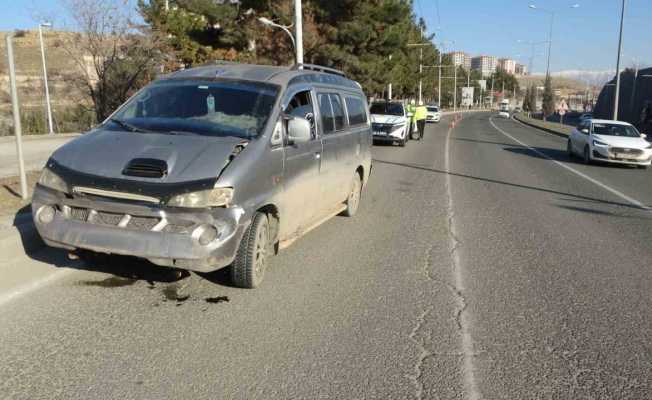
[370,114,407,125]
[592,134,649,149]
[51,129,246,183]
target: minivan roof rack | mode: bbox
[292,63,346,78]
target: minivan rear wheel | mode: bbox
[342,173,362,217]
[231,212,269,288]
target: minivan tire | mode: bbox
[567,140,574,157]
[342,173,362,217]
[231,212,269,289]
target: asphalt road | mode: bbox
[1,113,651,399]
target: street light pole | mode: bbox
[613,0,626,120]
[529,4,580,76]
[39,22,54,135]
[6,34,28,200]
[258,17,296,63]
[294,0,303,66]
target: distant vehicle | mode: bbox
[568,119,652,168]
[498,111,510,119]
[31,63,373,289]
[426,105,441,123]
[499,99,510,112]
[514,106,522,113]
[578,112,593,123]
[370,101,410,146]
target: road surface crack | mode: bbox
[406,307,433,400]
[445,120,482,400]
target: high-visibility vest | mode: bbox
[415,106,428,121]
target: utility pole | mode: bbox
[407,42,429,104]
[613,0,626,120]
[453,65,457,112]
[490,73,495,108]
[388,55,393,100]
[419,46,423,104]
[438,50,442,107]
[295,0,304,65]
[6,34,28,200]
[38,22,54,134]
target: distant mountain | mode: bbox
[550,70,615,86]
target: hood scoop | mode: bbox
[122,158,168,179]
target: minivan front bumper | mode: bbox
[32,185,249,273]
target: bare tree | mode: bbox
[61,0,164,122]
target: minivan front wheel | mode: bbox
[342,173,362,217]
[231,212,269,288]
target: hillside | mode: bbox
[0,30,89,135]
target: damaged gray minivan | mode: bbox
[32,63,372,288]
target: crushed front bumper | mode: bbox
[32,185,249,273]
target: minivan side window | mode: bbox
[345,96,368,125]
[318,93,335,134]
[329,94,346,131]
[285,90,316,139]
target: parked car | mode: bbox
[567,119,652,168]
[426,105,441,123]
[370,101,410,146]
[31,63,373,288]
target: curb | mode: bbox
[513,114,570,139]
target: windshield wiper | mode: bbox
[110,118,156,133]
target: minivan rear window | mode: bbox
[110,79,279,138]
[346,97,368,125]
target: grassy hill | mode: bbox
[0,30,90,135]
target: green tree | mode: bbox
[137,0,436,98]
[522,86,531,112]
[542,74,555,118]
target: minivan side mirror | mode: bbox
[287,117,312,145]
[641,133,647,139]
[581,128,589,134]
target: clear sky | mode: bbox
[2,0,649,73]
[414,0,651,73]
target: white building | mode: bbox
[498,58,516,75]
[448,51,471,69]
[471,55,497,77]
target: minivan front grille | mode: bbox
[122,158,168,179]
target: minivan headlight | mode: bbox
[593,140,608,147]
[167,187,234,208]
[38,167,68,193]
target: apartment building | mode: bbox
[448,51,471,69]
[471,55,497,77]
[498,58,516,75]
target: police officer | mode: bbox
[407,99,417,139]
[415,101,428,140]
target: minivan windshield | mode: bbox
[427,106,438,112]
[592,123,640,138]
[109,79,279,138]
[370,102,405,116]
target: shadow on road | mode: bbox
[372,158,650,210]
[556,204,651,219]
[503,146,639,170]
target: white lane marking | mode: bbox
[489,117,650,211]
[445,119,482,400]
[0,269,73,308]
